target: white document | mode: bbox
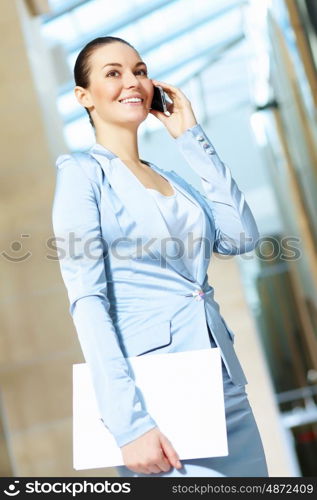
[73,348,228,470]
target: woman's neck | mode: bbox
[95,123,141,164]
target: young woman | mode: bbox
[52,36,268,477]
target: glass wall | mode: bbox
[244,0,317,476]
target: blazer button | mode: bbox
[192,289,205,301]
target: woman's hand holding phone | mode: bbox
[120,426,182,475]
[149,79,198,139]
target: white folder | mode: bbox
[73,347,228,470]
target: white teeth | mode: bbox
[120,97,143,103]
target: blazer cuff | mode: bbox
[175,123,217,162]
[114,415,158,448]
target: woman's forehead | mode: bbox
[90,43,142,69]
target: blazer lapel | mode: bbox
[88,143,208,284]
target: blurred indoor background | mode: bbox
[0,0,316,477]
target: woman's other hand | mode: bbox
[120,426,182,474]
[149,79,197,139]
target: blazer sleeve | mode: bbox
[175,123,260,254]
[51,155,157,448]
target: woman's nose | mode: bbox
[122,72,140,87]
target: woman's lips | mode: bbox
[119,100,144,106]
[120,101,144,105]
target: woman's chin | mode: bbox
[119,110,148,124]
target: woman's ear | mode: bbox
[74,86,93,109]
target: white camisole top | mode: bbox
[146,182,203,279]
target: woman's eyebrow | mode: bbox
[101,61,147,70]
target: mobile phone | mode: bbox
[151,85,168,113]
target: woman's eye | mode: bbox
[106,69,147,77]
[106,70,120,77]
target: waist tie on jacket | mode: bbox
[182,283,248,386]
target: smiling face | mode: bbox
[74,42,153,130]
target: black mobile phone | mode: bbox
[151,85,168,113]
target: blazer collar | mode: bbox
[88,142,208,285]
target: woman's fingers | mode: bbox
[152,447,171,473]
[151,79,186,104]
[159,434,182,469]
[152,79,180,95]
[147,464,163,474]
[157,453,172,472]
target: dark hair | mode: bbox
[74,36,137,129]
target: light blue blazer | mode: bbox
[52,123,260,448]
